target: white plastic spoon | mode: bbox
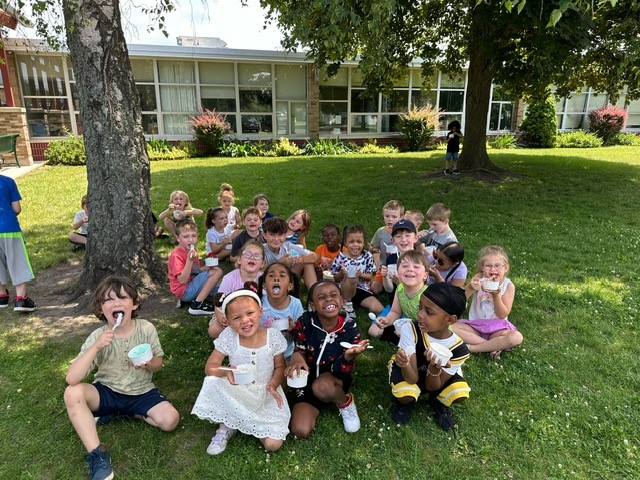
[368,312,377,321]
[217,367,237,371]
[112,313,123,331]
[340,341,373,349]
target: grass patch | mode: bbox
[1,146,639,478]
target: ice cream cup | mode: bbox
[173,210,182,219]
[385,243,398,255]
[205,257,218,267]
[128,343,153,366]
[271,318,290,331]
[322,270,334,281]
[232,364,256,384]
[345,265,357,278]
[287,369,309,388]
[429,343,453,366]
[387,264,398,276]
[481,278,500,291]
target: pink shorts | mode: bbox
[457,318,518,340]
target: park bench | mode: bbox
[0,133,20,167]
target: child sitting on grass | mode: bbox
[217,183,242,229]
[69,194,89,252]
[285,281,370,437]
[158,190,203,238]
[230,207,264,263]
[204,207,238,262]
[389,282,470,430]
[314,223,341,280]
[168,220,223,315]
[253,193,275,219]
[451,245,522,360]
[262,217,319,290]
[64,276,179,480]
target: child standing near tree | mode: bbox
[64,276,179,480]
[0,173,36,312]
[444,120,463,175]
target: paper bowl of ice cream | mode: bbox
[481,278,500,291]
[385,244,398,255]
[271,318,290,331]
[287,369,309,388]
[429,343,452,366]
[128,343,153,366]
[232,364,257,384]
[173,210,182,219]
[322,270,334,281]
[205,257,218,267]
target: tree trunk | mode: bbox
[63,0,164,295]
[459,42,497,170]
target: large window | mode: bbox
[131,59,158,134]
[275,65,307,135]
[489,86,513,131]
[319,67,348,134]
[438,73,465,131]
[18,54,73,137]
[555,88,609,131]
[157,61,196,135]
[199,62,237,132]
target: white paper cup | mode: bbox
[205,257,218,267]
[232,364,256,384]
[271,318,290,331]
[385,244,398,255]
[430,343,453,366]
[287,369,309,388]
[173,210,182,219]
[128,343,153,366]
[322,270,334,281]
[387,264,398,276]
[345,265,357,278]
[481,278,500,291]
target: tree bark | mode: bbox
[63,0,164,295]
[458,40,496,171]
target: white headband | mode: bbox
[221,290,261,316]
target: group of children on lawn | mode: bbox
[65,185,524,480]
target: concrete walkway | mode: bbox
[0,162,45,179]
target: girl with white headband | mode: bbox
[192,288,290,455]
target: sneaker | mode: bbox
[188,300,215,315]
[206,426,236,455]
[72,243,86,252]
[338,394,361,433]
[85,445,114,480]
[430,397,456,430]
[95,413,132,426]
[444,169,451,176]
[0,290,9,308]
[391,399,415,425]
[453,169,460,175]
[343,301,356,320]
[13,296,36,313]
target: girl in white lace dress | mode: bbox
[192,289,290,455]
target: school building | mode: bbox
[1,37,639,165]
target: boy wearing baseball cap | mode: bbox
[388,282,470,429]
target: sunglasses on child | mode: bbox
[241,251,263,260]
[433,253,448,266]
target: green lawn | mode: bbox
[1,147,639,479]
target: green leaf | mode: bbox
[547,8,563,27]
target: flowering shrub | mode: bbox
[588,105,627,145]
[398,106,440,151]
[190,109,230,155]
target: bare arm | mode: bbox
[11,200,21,215]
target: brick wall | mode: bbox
[0,107,33,165]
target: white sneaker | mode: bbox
[339,395,361,433]
[206,426,236,455]
[343,301,356,319]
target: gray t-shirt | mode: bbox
[419,229,457,248]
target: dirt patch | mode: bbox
[22,258,178,343]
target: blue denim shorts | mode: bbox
[446,152,459,161]
[181,271,212,302]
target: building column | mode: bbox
[307,66,319,140]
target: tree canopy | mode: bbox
[260,0,634,169]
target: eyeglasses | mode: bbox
[241,251,263,260]
[483,263,505,270]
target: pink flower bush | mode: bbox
[190,109,230,155]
